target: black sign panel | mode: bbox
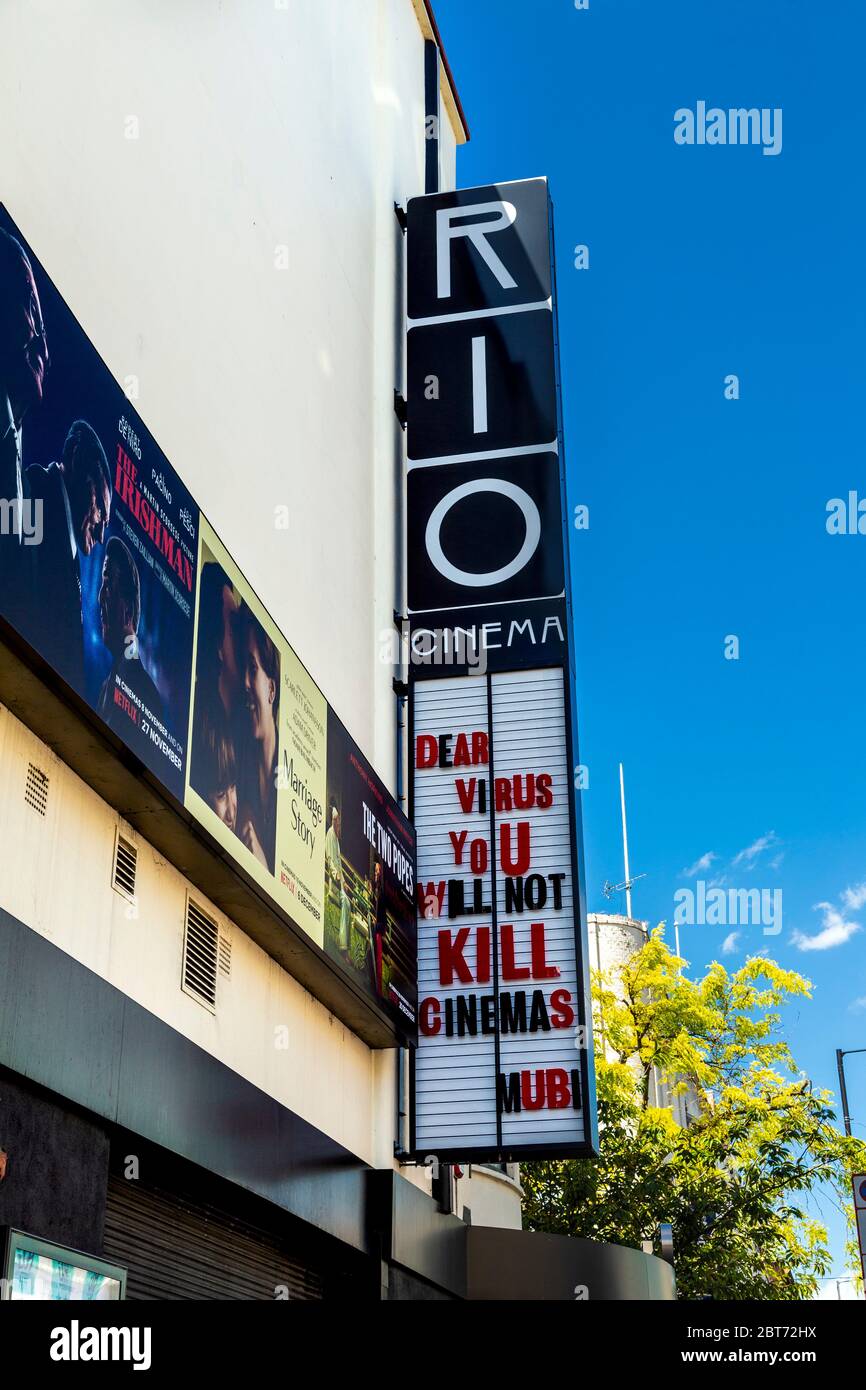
[407,179,552,321]
[406,178,564,630]
[407,597,568,679]
[407,309,558,461]
[407,453,564,613]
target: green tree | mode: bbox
[522,929,866,1299]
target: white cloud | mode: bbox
[843,881,866,912]
[850,996,866,1013]
[684,851,716,878]
[722,931,741,955]
[791,903,861,953]
[732,832,780,868]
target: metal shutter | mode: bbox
[103,1174,324,1301]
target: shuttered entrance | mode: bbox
[103,1174,325,1301]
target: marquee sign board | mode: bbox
[406,179,597,1160]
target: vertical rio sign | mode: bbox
[406,180,597,1160]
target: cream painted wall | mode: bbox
[0,0,455,785]
[0,704,381,1165]
[0,706,522,1227]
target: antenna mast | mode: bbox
[620,763,632,919]
[602,765,645,915]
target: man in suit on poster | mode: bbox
[27,419,112,693]
[0,227,50,614]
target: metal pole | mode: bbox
[834,1046,866,1139]
[619,763,632,919]
[837,1048,853,1136]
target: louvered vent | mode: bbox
[218,934,232,978]
[113,834,137,899]
[182,897,219,1011]
[24,762,49,816]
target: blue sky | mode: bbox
[435,0,866,1281]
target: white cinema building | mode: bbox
[0,0,673,1301]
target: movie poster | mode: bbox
[324,707,418,1028]
[0,206,198,800]
[0,202,418,1036]
[186,519,327,947]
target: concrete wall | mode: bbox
[588,912,649,989]
[588,912,648,1069]
[459,1166,523,1231]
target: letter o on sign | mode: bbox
[425,478,541,588]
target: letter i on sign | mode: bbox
[472,337,488,434]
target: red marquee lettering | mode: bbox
[550,989,575,1029]
[513,774,536,810]
[476,926,491,985]
[499,821,531,876]
[521,1070,547,1111]
[530,922,560,980]
[500,924,530,982]
[536,773,553,809]
[471,731,489,766]
[469,839,488,874]
[448,829,468,865]
[419,998,441,1035]
[416,735,438,768]
[546,1068,571,1109]
[416,881,446,920]
[438,928,473,986]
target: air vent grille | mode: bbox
[113,835,137,899]
[183,898,219,1011]
[24,763,49,816]
[218,935,232,978]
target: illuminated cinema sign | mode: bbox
[406,179,597,1159]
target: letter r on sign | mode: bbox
[436,203,518,300]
